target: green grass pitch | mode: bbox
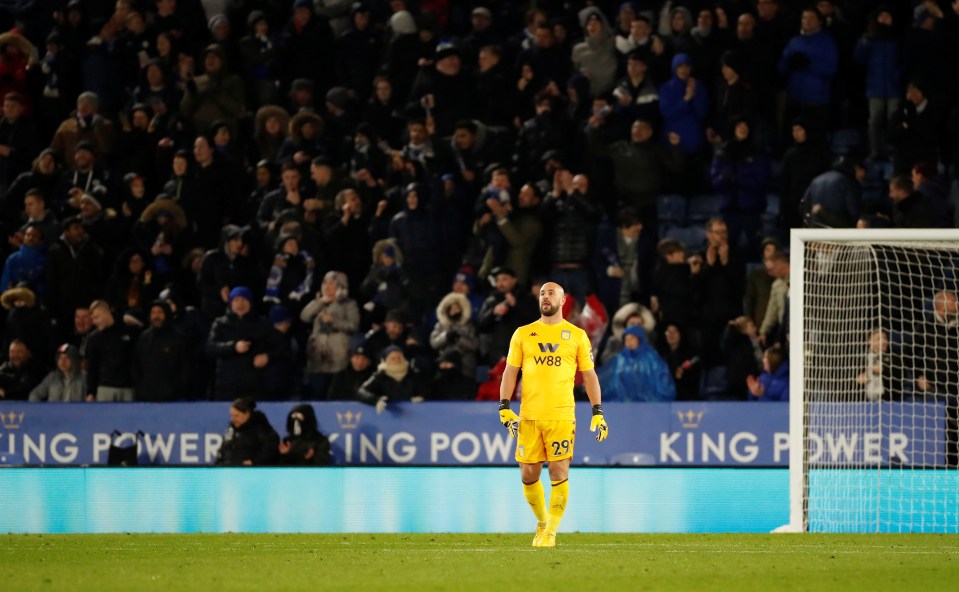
[1,533,957,591]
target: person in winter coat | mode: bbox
[104,246,157,319]
[600,301,657,365]
[85,299,139,402]
[0,223,47,294]
[657,323,701,401]
[358,346,427,414]
[722,316,762,400]
[709,117,770,257]
[278,403,332,465]
[571,8,618,97]
[430,350,476,400]
[214,398,280,466]
[429,292,479,379]
[853,7,902,160]
[197,225,262,321]
[179,44,246,135]
[597,325,676,402]
[800,156,864,228]
[49,92,116,168]
[747,344,789,401]
[780,118,832,229]
[300,271,360,399]
[263,233,315,311]
[359,239,417,324]
[328,343,375,401]
[44,217,103,329]
[776,8,838,137]
[251,104,290,165]
[29,343,86,402]
[388,182,444,301]
[206,286,279,401]
[262,305,300,401]
[132,300,191,402]
[659,53,709,155]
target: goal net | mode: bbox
[790,229,959,533]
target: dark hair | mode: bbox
[232,397,257,414]
[618,206,642,228]
[912,162,936,179]
[454,119,478,134]
[280,159,300,173]
[24,188,45,201]
[890,175,913,193]
[765,345,784,373]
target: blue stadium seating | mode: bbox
[686,194,724,225]
[830,128,862,156]
[700,366,729,400]
[657,194,688,227]
[665,225,706,252]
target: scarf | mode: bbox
[378,357,410,382]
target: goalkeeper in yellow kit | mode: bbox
[498,282,608,548]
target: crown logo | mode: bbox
[337,411,362,430]
[1,411,24,430]
[677,410,704,429]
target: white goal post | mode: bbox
[789,229,959,533]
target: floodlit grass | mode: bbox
[1,533,957,591]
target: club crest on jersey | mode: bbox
[561,330,571,340]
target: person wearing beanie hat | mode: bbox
[328,340,376,401]
[180,41,246,135]
[357,344,426,413]
[300,269,360,398]
[207,282,280,401]
[132,299,190,402]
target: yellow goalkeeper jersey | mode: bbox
[506,319,594,420]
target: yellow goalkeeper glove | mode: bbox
[590,404,608,442]
[498,400,519,438]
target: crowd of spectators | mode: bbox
[0,0,954,407]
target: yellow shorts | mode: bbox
[515,419,576,464]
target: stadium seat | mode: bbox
[610,452,656,466]
[830,128,862,156]
[665,225,706,252]
[686,194,724,225]
[657,194,688,227]
[700,366,728,400]
[765,194,780,218]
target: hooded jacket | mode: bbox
[429,292,479,379]
[571,7,618,96]
[29,344,86,402]
[659,53,710,154]
[300,271,360,374]
[1,243,47,294]
[597,326,676,402]
[777,27,839,106]
[280,403,332,465]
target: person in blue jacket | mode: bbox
[777,7,838,138]
[659,53,709,155]
[747,344,789,401]
[598,325,676,402]
[853,6,902,160]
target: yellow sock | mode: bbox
[522,480,548,523]
[547,479,569,532]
